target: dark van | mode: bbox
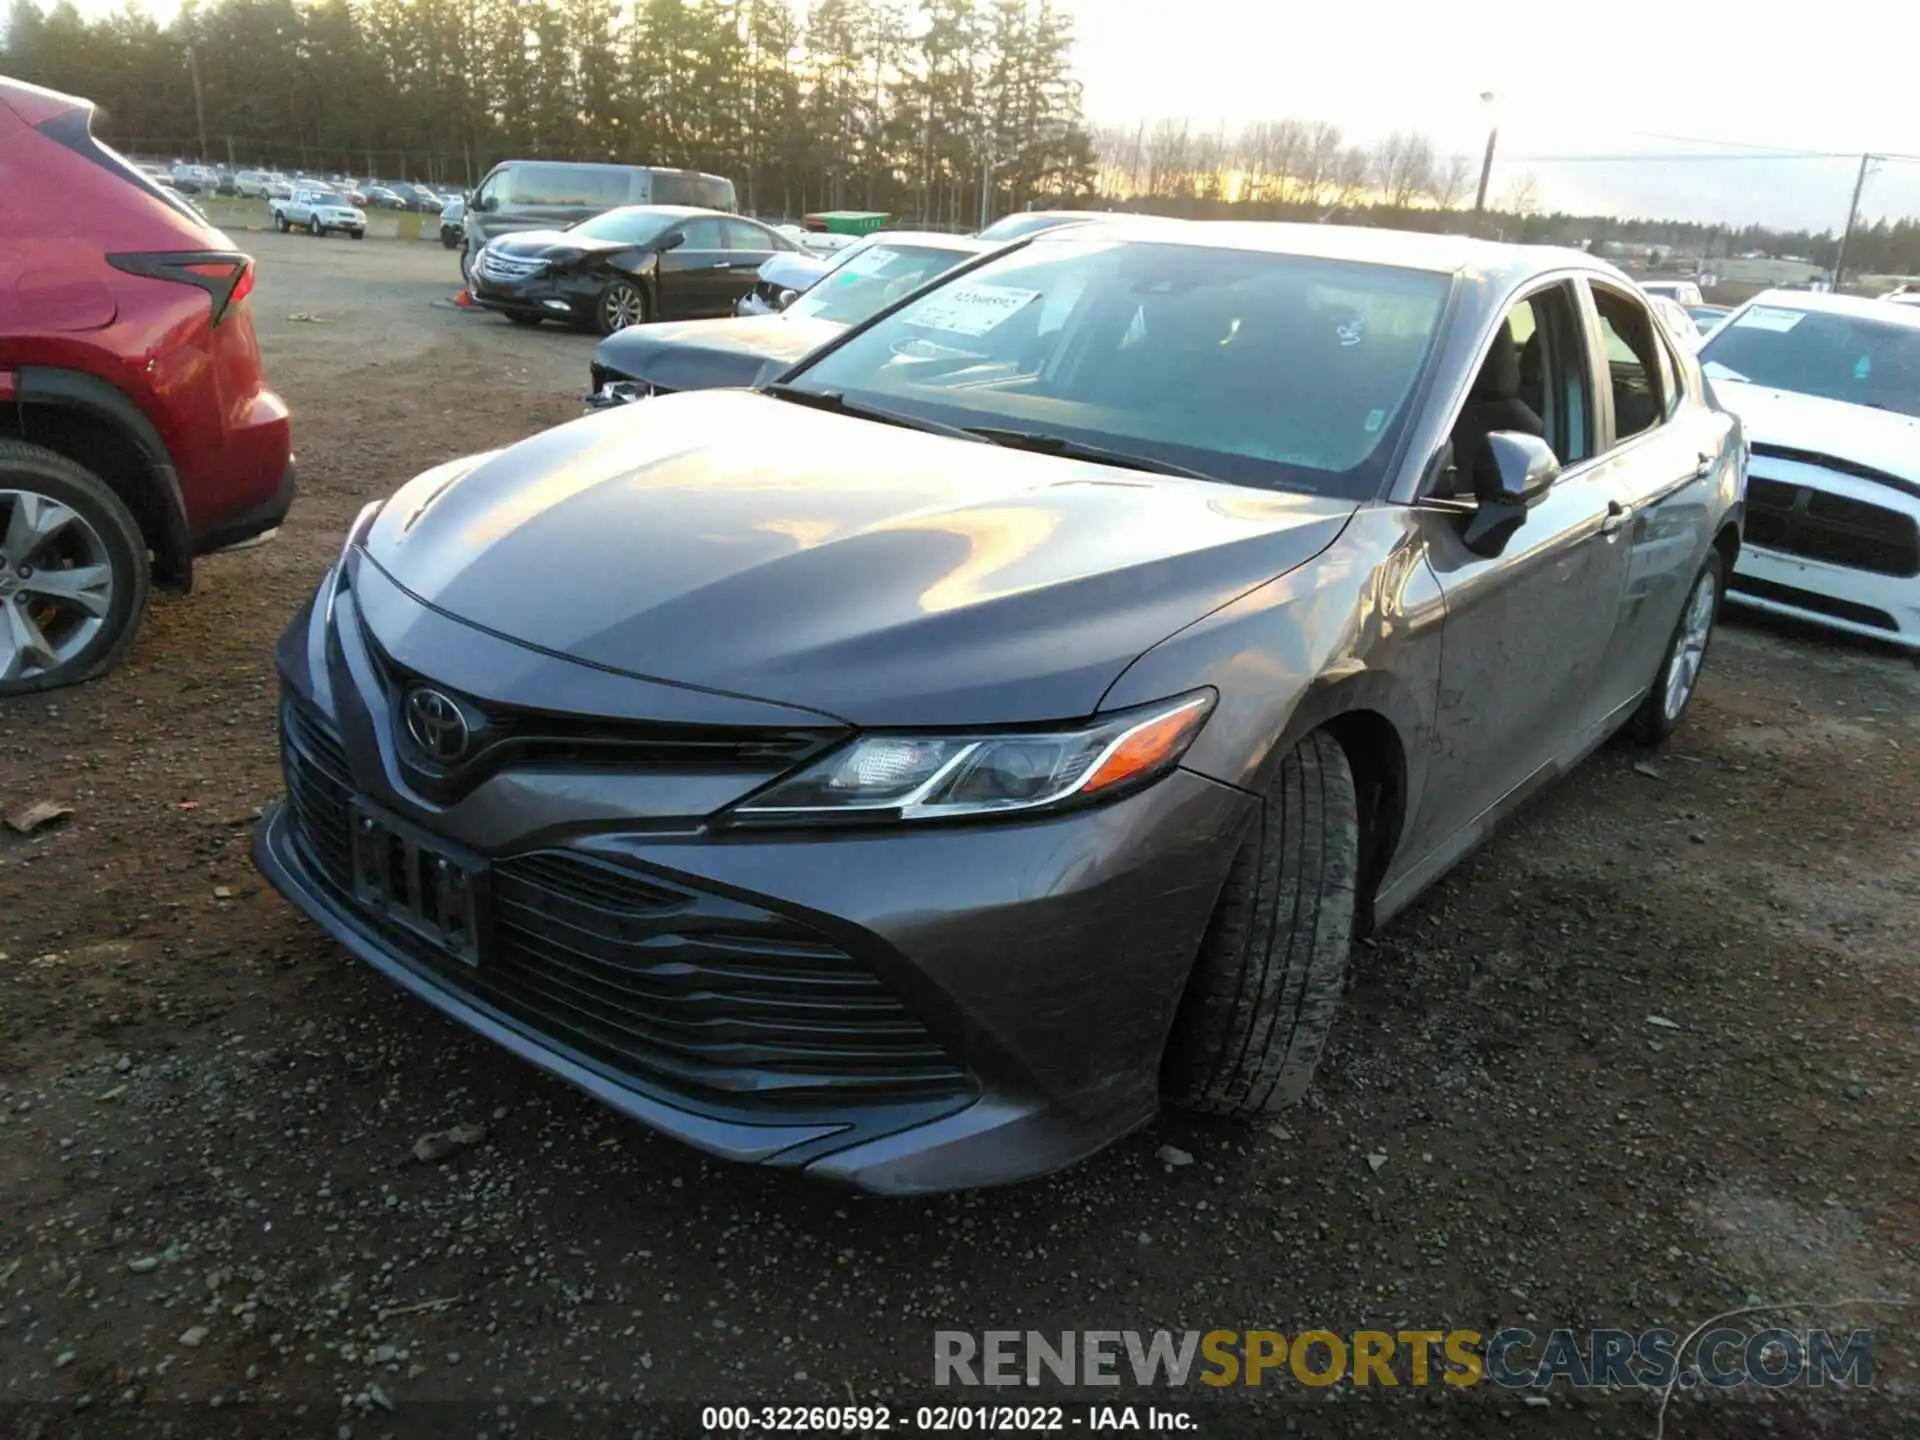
[461,161,736,270]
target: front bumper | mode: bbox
[1730,544,1920,651]
[254,569,1253,1193]
[470,271,597,325]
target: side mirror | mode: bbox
[777,288,800,310]
[656,230,686,253]
[478,193,498,213]
[1459,431,1561,557]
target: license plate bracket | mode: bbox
[347,799,488,967]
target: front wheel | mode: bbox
[273,213,287,232]
[1631,549,1723,744]
[440,229,459,250]
[349,229,364,241]
[1163,730,1359,1117]
[309,221,325,237]
[0,441,151,696]
[596,280,648,336]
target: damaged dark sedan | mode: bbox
[467,205,796,334]
[256,224,1745,1194]
[586,231,992,406]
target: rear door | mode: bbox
[1399,279,1632,866]
[720,219,784,309]
[655,217,732,318]
[1582,278,1735,713]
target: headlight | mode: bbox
[729,691,1214,826]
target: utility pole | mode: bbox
[186,43,210,163]
[1832,152,1873,293]
[1471,90,1498,231]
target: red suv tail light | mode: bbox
[107,251,256,325]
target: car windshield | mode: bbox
[787,244,975,324]
[783,238,1450,496]
[1700,305,1920,418]
[569,210,676,245]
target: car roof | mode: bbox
[1742,288,1920,329]
[594,204,726,219]
[1025,219,1603,282]
[860,230,993,252]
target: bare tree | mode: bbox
[1503,171,1542,216]
[1428,152,1472,210]
[1368,130,1434,209]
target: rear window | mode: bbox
[649,172,737,212]
[504,165,634,208]
[34,108,212,231]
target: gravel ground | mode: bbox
[3,233,1919,1438]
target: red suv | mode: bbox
[0,78,294,696]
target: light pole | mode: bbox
[1471,90,1498,230]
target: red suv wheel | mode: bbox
[1,76,295,693]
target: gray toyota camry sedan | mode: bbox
[255,223,1745,1194]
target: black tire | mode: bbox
[349,229,364,241]
[0,441,150,697]
[440,229,459,250]
[1631,549,1724,744]
[310,220,324,237]
[1163,731,1360,1116]
[273,213,287,233]
[595,280,649,336]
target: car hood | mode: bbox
[594,316,845,391]
[1714,379,1920,491]
[359,390,1358,726]
[490,229,637,259]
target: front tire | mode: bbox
[309,221,325,237]
[1163,731,1359,1116]
[0,441,150,696]
[440,229,459,250]
[1631,549,1723,744]
[349,229,364,241]
[596,280,648,336]
[273,213,287,232]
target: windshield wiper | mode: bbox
[759,384,981,442]
[961,427,1224,483]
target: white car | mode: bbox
[270,186,367,239]
[1881,286,1920,310]
[234,169,274,198]
[1640,278,1706,307]
[1698,290,1920,650]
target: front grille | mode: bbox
[363,640,836,797]
[478,251,547,282]
[1745,474,1920,577]
[275,694,966,1109]
[1728,573,1900,632]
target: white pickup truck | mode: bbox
[269,186,367,239]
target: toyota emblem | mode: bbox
[405,687,470,763]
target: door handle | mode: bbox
[1600,500,1631,536]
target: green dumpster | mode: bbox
[803,211,891,237]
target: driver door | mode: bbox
[1398,279,1634,869]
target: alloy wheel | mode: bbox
[1662,567,1718,722]
[0,489,115,684]
[601,283,646,332]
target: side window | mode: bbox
[1442,282,1593,496]
[678,218,727,251]
[722,219,774,252]
[473,171,504,210]
[1592,286,1668,444]
[1653,329,1683,418]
